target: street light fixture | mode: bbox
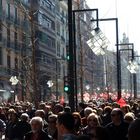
[91,18,121,100]
[72,8,99,105]
[118,43,137,98]
[87,28,110,56]
[127,60,139,74]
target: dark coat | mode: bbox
[13,121,31,140]
[105,121,129,140]
[24,130,52,140]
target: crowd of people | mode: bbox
[0,98,139,140]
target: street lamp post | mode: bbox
[66,0,75,112]
[118,43,137,99]
[91,18,121,100]
[72,9,99,106]
[55,58,66,100]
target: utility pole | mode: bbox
[68,0,75,112]
[30,10,38,108]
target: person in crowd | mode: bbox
[131,102,140,117]
[0,119,6,139]
[57,112,76,140]
[72,112,82,135]
[100,106,112,126]
[5,110,19,140]
[35,109,48,129]
[12,113,31,140]
[124,112,135,124]
[38,102,52,121]
[45,114,58,140]
[81,113,100,136]
[53,104,64,115]
[0,106,7,122]
[26,103,36,119]
[112,102,120,109]
[121,104,131,115]
[106,108,129,140]
[24,116,52,140]
[128,118,140,140]
[82,107,94,127]
[64,106,71,113]
[78,102,87,118]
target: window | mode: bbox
[14,7,17,21]
[15,32,17,49]
[0,47,2,65]
[7,55,11,74]
[7,28,10,48]
[15,57,18,70]
[57,42,60,57]
[6,3,10,18]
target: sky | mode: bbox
[86,0,140,54]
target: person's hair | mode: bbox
[39,103,46,110]
[72,112,82,128]
[20,113,29,121]
[64,106,71,113]
[30,116,44,128]
[128,119,140,140]
[87,113,100,126]
[35,109,45,119]
[104,106,112,114]
[84,107,93,117]
[48,114,57,122]
[124,112,135,123]
[112,108,124,120]
[57,112,75,131]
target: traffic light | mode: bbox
[66,45,70,61]
[64,76,70,92]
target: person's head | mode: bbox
[53,104,64,114]
[87,113,100,128]
[112,102,120,109]
[78,102,86,111]
[20,113,29,122]
[57,112,75,135]
[30,117,44,133]
[104,106,112,115]
[35,110,45,119]
[124,112,135,124]
[84,107,93,118]
[48,114,57,128]
[64,106,71,113]
[72,112,82,128]
[121,104,131,114]
[7,109,18,121]
[111,108,124,125]
[97,108,103,116]
[38,103,46,110]
[128,119,140,140]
